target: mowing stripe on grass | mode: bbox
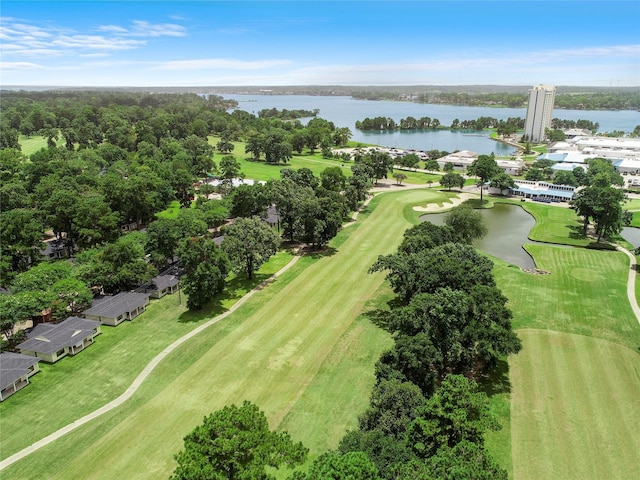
[1,189,436,479]
[511,329,640,480]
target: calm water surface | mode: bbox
[222,94,640,155]
[420,203,545,269]
[621,227,640,248]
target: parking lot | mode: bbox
[622,172,640,188]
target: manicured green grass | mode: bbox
[207,136,440,185]
[518,202,590,246]
[208,136,352,181]
[489,241,640,479]
[155,200,181,219]
[509,329,640,480]
[1,188,433,479]
[623,197,640,211]
[392,169,442,185]
[0,251,294,459]
[18,135,63,156]
[494,245,639,349]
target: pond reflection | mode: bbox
[420,203,546,269]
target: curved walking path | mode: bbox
[0,255,302,471]
[615,244,640,325]
[0,185,426,470]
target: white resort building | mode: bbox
[436,151,525,175]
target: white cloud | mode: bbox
[0,61,43,70]
[130,20,187,37]
[97,25,129,34]
[52,35,144,50]
[0,18,187,61]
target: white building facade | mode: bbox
[523,85,556,143]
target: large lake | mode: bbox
[222,94,640,155]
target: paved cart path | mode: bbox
[616,244,640,325]
[0,254,302,471]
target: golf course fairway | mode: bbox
[1,188,430,479]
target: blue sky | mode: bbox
[2,1,639,86]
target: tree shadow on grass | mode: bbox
[177,299,227,323]
[306,246,338,259]
[362,308,392,331]
[357,206,371,217]
[476,359,511,397]
[568,224,588,241]
[585,241,617,251]
[362,298,405,332]
[177,272,272,323]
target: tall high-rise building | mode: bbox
[523,85,556,143]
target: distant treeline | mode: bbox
[257,107,319,119]
[351,90,640,111]
[8,85,638,110]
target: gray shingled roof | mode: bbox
[152,275,179,291]
[82,292,150,318]
[0,352,39,391]
[17,317,101,355]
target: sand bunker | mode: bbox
[412,192,477,212]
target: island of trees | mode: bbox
[356,115,602,136]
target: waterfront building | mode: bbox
[509,180,575,202]
[523,85,556,143]
[436,150,524,175]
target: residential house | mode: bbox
[0,352,40,401]
[144,275,179,299]
[17,316,101,364]
[82,292,150,326]
[40,238,70,260]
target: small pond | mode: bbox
[621,227,640,249]
[420,203,546,269]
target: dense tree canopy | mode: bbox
[177,236,229,310]
[439,172,464,191]
[171,401,307,480]
[443,205,487,244]
[221,217,280,279]
[369,243,495,303]
[571,175,626,241]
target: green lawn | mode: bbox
[489,238,640,479]
[207,136,440,185]
[494,245,638,349]
[0,251,294,459]
[18,135,64,156]
[519,202,591,246]
[510,329,640,480]
[1,188,445,479]
[155,200,181,219]
[623,197,640,211]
